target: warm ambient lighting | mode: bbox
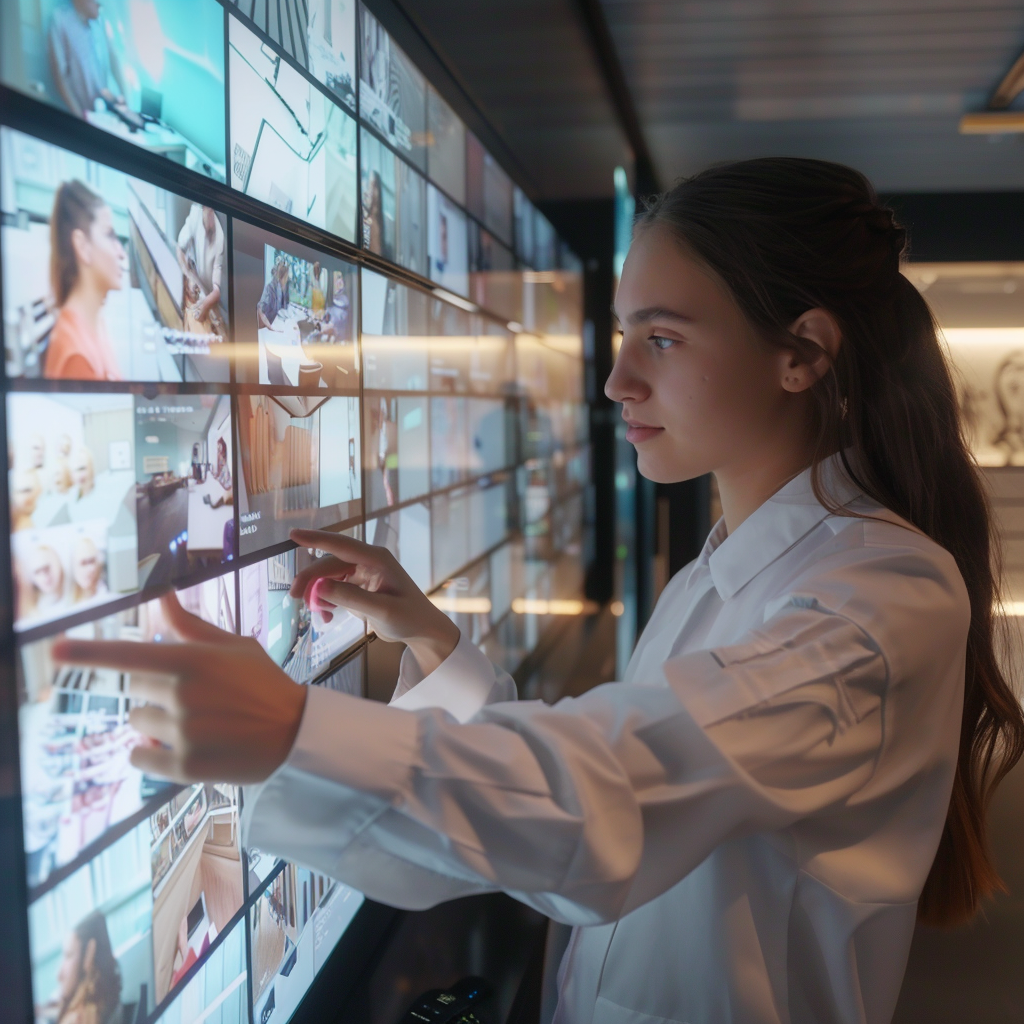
[430,596,492,614]
[995,601,1024,617]
[610,601,625,617]
[960,112,1024,134]
[512,598,601,616]
[941,328,1024,349]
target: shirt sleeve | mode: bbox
[388,631,517,721]
[241,597,903,923]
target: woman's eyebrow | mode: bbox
[612,306,694,326]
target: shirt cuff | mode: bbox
[241,684,418,864]
[389,631,502,723]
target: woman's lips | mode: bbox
[625,424,664,444]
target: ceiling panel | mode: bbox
[400,0,1024,197]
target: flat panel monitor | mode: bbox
[1,128,231,383]
[228,15,357,241]
[0,0,227,181]
[226,0,357,110]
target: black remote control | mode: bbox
[396,976,492,1023]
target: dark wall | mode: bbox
[885,192,1024,262]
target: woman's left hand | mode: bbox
[52,592,307,785]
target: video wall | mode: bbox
[0,3,588,1023]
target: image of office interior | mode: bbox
[134,395,233,590]
[358,2,426,168]
[17,577,236,895]
[240,547,364,684]
[236,393,362,554]
[231,221,358,389]
[228,14,357,240]
[227,0,357,111]
[29,822,156,1023]
[250,863,364,1024]
[8,391,139,631]
[1,128,230,383]
[152,916,247,1024]
[0,0,227,181]
[0,0,588,1018]
[149,784,243,1004]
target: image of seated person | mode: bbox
[319,271,352,344]
[176,205,225,335]
[71,536,106,603]
[46,181,125,381]
[47,0,128,122]
[37,910,123,1024]
[311,261,326,315]
[257,260,290,331]
[203,437,233,509]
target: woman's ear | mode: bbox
[70,226,91,268]
[778,308,842,393]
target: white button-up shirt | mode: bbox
[243,461,969,1024]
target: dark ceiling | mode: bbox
[398,0,1024,200]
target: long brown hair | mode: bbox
[50,180,106,306]
[640,157,1024,927]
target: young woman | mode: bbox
[56,159,1024,1024]
[46,180,125,381]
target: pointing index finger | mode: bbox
[52,638,195,675]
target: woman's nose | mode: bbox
[604,339,650,404]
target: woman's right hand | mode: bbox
[289,528,460,676]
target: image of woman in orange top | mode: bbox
[46,180,125,381]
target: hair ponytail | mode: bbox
[640,157,1024,927]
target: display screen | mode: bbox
[227,0,357,111]
[1,2,588,1018]
[466,132,513,246]
[1,128,231,383]
[229,15,357,240]
[426,85,466,206]
[427,185,469,298]
[358,3,426,170]
[232,220,359,389]
[0,0,227,181]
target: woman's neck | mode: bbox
[714,445,815,535]
[65,281,105,333]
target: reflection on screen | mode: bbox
[232,220,359,389]
[367,502,431,593]
[1,129,231,383]
[229,16,357,240]
[1,0,227,180]
[360,270,430,390]
[227,0,357,109]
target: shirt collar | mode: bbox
[691,453,863,601]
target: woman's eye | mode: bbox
[651,335,676,350]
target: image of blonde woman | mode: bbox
[11,469,42,531]
[46,180,125,381]
[37,910,122,1024]
[70,536,106,603]
[23,544,66,618]
[51,434,74,494]
[70,446,96,499]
